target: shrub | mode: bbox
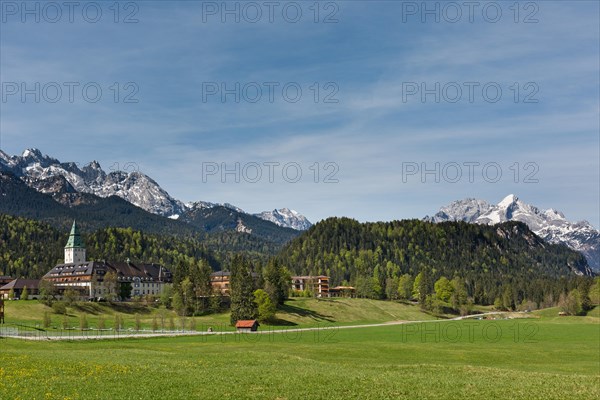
[52,301,67,315]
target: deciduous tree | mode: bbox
[104,271,118,301]
[39,279,57,306]
[559,289,583,315]
[254,289,276,323]
[450,277,468,310]
[434,277,453,303]
[79,314,88,330]
[397,274,413,300]
[385,277,399,300]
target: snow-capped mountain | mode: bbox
[185,203,312,231]
[425,198,491,223]
[254,208,313,231]
[184,200,217,211]
[1,148,186,217]
[0,148,312,230]
[426,195,600,271]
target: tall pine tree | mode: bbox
[230,254,258,325]
[264,258,289,306]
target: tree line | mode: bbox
[161,255,290,325]
[4,213,598,321]
[0,214,276,279]
[277,217,595,310]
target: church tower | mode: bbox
[64,221,86,264]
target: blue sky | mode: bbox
[1,1,599,227]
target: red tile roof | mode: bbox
[235,320,258,328]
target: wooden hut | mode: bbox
[235,320,259,332]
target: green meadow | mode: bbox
[1,298,439,332]
[0,302,598,399]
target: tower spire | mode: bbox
[64,220,86,263]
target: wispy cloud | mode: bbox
[1,0,598,227]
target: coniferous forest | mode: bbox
[276,217,593,307]
[0,213,595,312]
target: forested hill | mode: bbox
[0,171,298,248]
[277,217,593,305]
[0,214,276,279]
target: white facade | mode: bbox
[64,247,86,264]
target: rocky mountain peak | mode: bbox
[254,208,312,231]
[426,195,600,272]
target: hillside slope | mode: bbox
[278,217,593,305]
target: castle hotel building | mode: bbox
[43,222,172,300]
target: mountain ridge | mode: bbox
[425,194,600,271]
[0,148,312,231]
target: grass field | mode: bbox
[1,298,440,332]
[0,301,598,399]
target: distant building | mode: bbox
[210,271,231,295]
[291,276,329,298]
[0,278,40,300]
[210,271,260,296]
[235,320,259,332]
[0,276,14,286]
[329,286,356,298]
[42,221,172,300]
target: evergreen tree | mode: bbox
[209,287,222,313]
[417,268,432,308]
[119,282,132,300]
[21,286,29,300]
[190,259,213,311]
[229,255,258,325]
[264,257,288,306]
